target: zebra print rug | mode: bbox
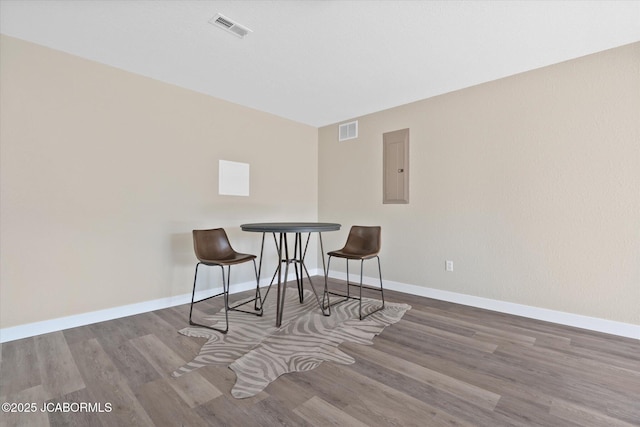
[172,288,410,398]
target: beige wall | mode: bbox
[0,35,318,328]
[319,43,640,325]
[2,34,638,331]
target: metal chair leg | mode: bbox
[377,256,385,309]
[228,259,267,317]
[323,255,350,310]
[247,260,259,311]
[346,259,351,298]
[321,233,331,316]
[357,256,384,320]
[189,263,229,334]
[323,256,385,320]
[359,260,363,320]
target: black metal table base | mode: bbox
[241,223,340,327]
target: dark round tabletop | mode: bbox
[241,222,341,233]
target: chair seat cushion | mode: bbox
[328,249,377,260]
[199,252,256,266]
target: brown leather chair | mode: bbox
[325,225,385,320]
[189,228,262,333]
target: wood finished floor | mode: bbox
[1,278,639,427]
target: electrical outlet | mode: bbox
[445,260,454,272]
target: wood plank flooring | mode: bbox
[1,278,639,426]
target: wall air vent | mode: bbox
[339,120,358,141]
[209,13,252,38]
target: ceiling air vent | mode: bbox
[209,13,252,38]
[339,120,358,141]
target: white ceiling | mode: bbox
[1,1,639,127]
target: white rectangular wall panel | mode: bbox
[219,160,250,196]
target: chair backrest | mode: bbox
[192,228,235,262]
[343,225,381,257]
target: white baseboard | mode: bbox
[2,270,638,342]
[326,271,639,340]
[0,276,274,343]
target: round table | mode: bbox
[241,222,341,326]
